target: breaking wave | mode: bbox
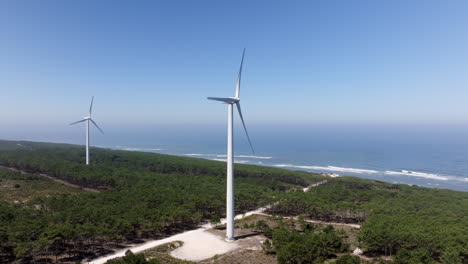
[384,170,448,181]
[272,164,462,182]
[273,164,379,174]
[211,158,249,164]
[184,153,272,159]
[112,146,163,152]
[184,153,215,157]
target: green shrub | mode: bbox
[335,254,361,264]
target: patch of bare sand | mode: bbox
[198,229,271,264]
[170,227,269,262]
[170,230,238,261]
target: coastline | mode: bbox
[106,145,468,192]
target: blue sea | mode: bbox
[87,124,468,192]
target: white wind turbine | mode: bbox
[208,48,255,241]
[70,96,104,165]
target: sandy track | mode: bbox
[0,165,100,192]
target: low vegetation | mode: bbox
[232,215,349,264]
[1,140,467,263]
[0,167,83,203]
[0,140,324,263]
[268,177,468,263]
[271,225,347,264]
[106,250,161,264]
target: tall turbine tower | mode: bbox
[70,96,104,165]
[208,49,255,241]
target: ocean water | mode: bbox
[94,124,468,192]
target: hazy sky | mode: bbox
[1,0,468,140]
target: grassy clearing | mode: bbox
[0,167,83,203]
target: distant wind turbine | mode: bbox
[70,96,104,165]
[208,48,255,241]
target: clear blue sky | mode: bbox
[1,0,468,141]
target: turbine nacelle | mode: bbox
[207,97,239,104]
[69,97,104,135]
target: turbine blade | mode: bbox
[90,119,104,134]
[89,96,94,115]
[207,97,239,104]
[69,119,87,125]
[236,102,255,154]
[235,48,245,98]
